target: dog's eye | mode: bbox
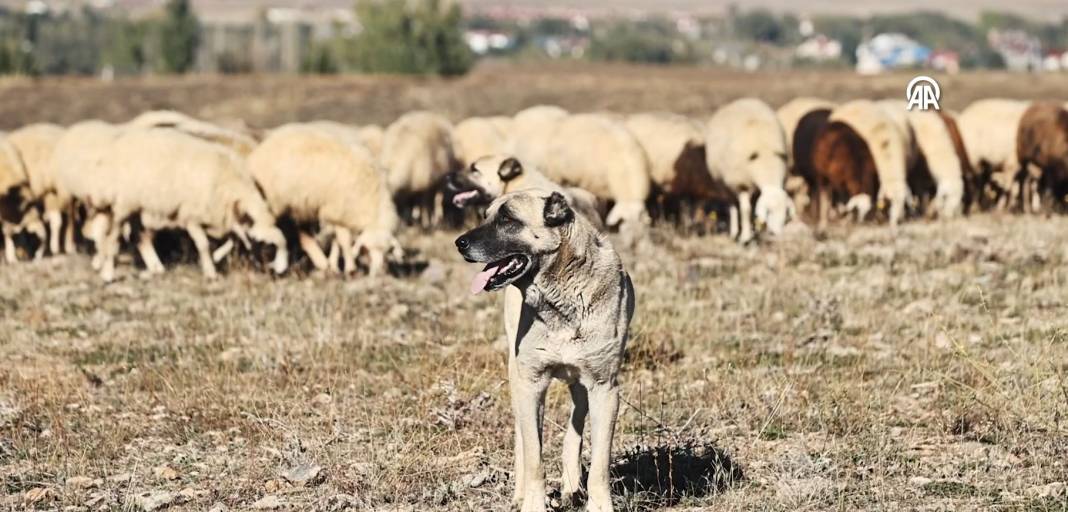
[497,211,518,224]
[748,152,759,161]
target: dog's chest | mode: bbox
[519,322,621,380]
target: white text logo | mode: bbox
[906,76,941,111]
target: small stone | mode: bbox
[154,466,179,481]
[281,462,324,486]
[1026,482,1066,498]
[24,487,54,503]
[252,495,284,509]
[66,476,98,489]
[126,491,176,511]
[909,477,933,487]
[107,472,134,483]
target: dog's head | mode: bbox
[446,155,525,209]
[455,189,574,294]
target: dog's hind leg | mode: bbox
[587,382,620,512]
[511,368,549,512]
[561,382,589,506]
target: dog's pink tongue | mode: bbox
[470,265,498,295]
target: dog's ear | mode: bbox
[543,191,574,227]
[497,157,523,182]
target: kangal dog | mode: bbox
[455,189,635,512]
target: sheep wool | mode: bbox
[830,100,910,226]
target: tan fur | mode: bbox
[454,117,510,167]
[959,99,1029,207]
[906,109,965,218]
[249,124,400,276]
[830,100,910,226]
[85,127,287,281]
[705,98,792,241]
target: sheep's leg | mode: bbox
[738,191,753,244]
[26,217,47,260]
[298,231,331,272]
[211,239,235,264]
[333,226,356,276]
[327,239,340,272]
[137,229,166,274]
[98,215,123,283]
[45,208,63,256]
[86,212,110,271]
[728,205,739,239]
[186,223,217,279]
[817,186,831,230]
[2,222,16,264]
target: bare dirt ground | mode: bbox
[1,65,1067,511]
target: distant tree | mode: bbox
[351,0,473,76]
[588,18,692,64]
[158,0,199,73]
[103,18,147,75]
[813,16,864,65]
[733,9,785,45]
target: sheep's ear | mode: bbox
[543,192,573,227]
[497,157,523,182]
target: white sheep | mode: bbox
[379,111,456,227]
[829,99,910,227]
[905,109,965,218]
[705,98,793,242]
[958,99,1030,209]
[453,116,510,167]
[0,136,45,263]
[128,110,258,156]
[249,123,401,277]
[79,127,288,282]
[523,112,651,245]
[509,105,569,167]
[7,123,67,255]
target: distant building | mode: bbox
[1040,51,1068,72]
[855,33,931,74]
[929,50,960,74]
[465,30,513,55]
[796,34,842,61]
[988,29,1042,72]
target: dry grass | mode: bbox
[1,214,1067,511]
[1,65,1067,510]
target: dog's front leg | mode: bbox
[511,369,549,512]
[561,382,588,505]
[587,381,620,512]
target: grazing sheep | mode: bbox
[356,125,384,158]
[52,120,125,260]
[453,117,510,167]
[826,99,910,227]
[705,98,793,242]
[380,111,457,227]
[788,107,833,219]
[522,112,652,245]
[1017,101,1068,211]
[0,136,44,263]
[248,123,402,277]
[7,123,66,255]
[958,99,1030,210]
[905,109,966,218]
[81,127,288,282]
[624,112,734,228]
[810,117,881,228]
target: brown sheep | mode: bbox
[810,121,880,228]
[790,108,832,221]
[1017,102,1068,211]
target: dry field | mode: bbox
[1,65,1068,511]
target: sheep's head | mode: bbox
[755,187,794,235]
[231,198,288,275]
[355,229,402,278]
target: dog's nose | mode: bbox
[455,236,469,251]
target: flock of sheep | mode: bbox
[0,96,1065,281]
